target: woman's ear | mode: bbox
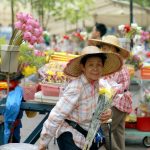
[80,64,85,72]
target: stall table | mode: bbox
[0,94,57,145]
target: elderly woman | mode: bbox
[39,46,123,150]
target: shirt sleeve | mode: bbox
[115,66,130,94]
[39,81,81,147]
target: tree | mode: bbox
[5,0,94,31]
[10,0,14,31]
[6,0,29,31]
[122,0,150,7]
[134,0,150,7]
[28,0,94,30]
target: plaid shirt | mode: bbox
[103,65,132,113]
[40,74,99,149]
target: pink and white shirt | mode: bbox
[40,74,99,149]
[103,65,132,113]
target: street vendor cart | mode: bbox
[0,96,56,145]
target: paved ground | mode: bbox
[20,113,148,150]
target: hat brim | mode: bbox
[64,52,123,77]
[88,39,130,59]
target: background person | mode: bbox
[91,22,107,39]
[88,35,132,150]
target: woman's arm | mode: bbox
[39,82,81,149]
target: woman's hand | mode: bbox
[38,144,47,150]
[99,108,112,123]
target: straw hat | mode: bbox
[64,46,123,77]
[88,35,130,59]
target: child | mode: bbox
[39,46,123,150]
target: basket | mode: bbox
[136,117,150,131]
[23,84,38,101]
[41,83,60,97]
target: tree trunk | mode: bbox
[11,0,14,32]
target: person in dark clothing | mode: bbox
[91,23,107,39]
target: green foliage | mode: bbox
[134,0,150,7]
[122,0,150,7]
[29,0,94,25]
[5,0,94,29]
[0,38,7,56]
[19,43,46,68]
[0,37,7,45]
[50,0,94,23]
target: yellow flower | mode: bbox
[22,66,37,77]
[99,88,113,99]
[47,70,54,76]
[57,71,63,77]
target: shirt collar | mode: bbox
[80,74,99,87]
[80,74,88,85]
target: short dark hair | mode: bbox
[80,54,107,66]
[95,23,107,37]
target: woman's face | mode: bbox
[81,57,103,82]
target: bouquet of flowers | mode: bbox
[9,12,43,46]
[0,12,44,78]
[118,23,142,39]
[19,44,46,77]
[134,30,150,43]
[83,80,116,150]
[126,53,143,71]
[140,31,150,43]
[71,32,84,42]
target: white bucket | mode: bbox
[0,45,19,73]
[0,143,38,150]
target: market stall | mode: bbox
[0,11,150,148]
[124,45,150,147]
[116,22,150,147]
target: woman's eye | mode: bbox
[89,64,93,67]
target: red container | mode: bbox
[136,117,150,131]
[125,122,137,129]
[23,84,38,101]
[41,83,60,97]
